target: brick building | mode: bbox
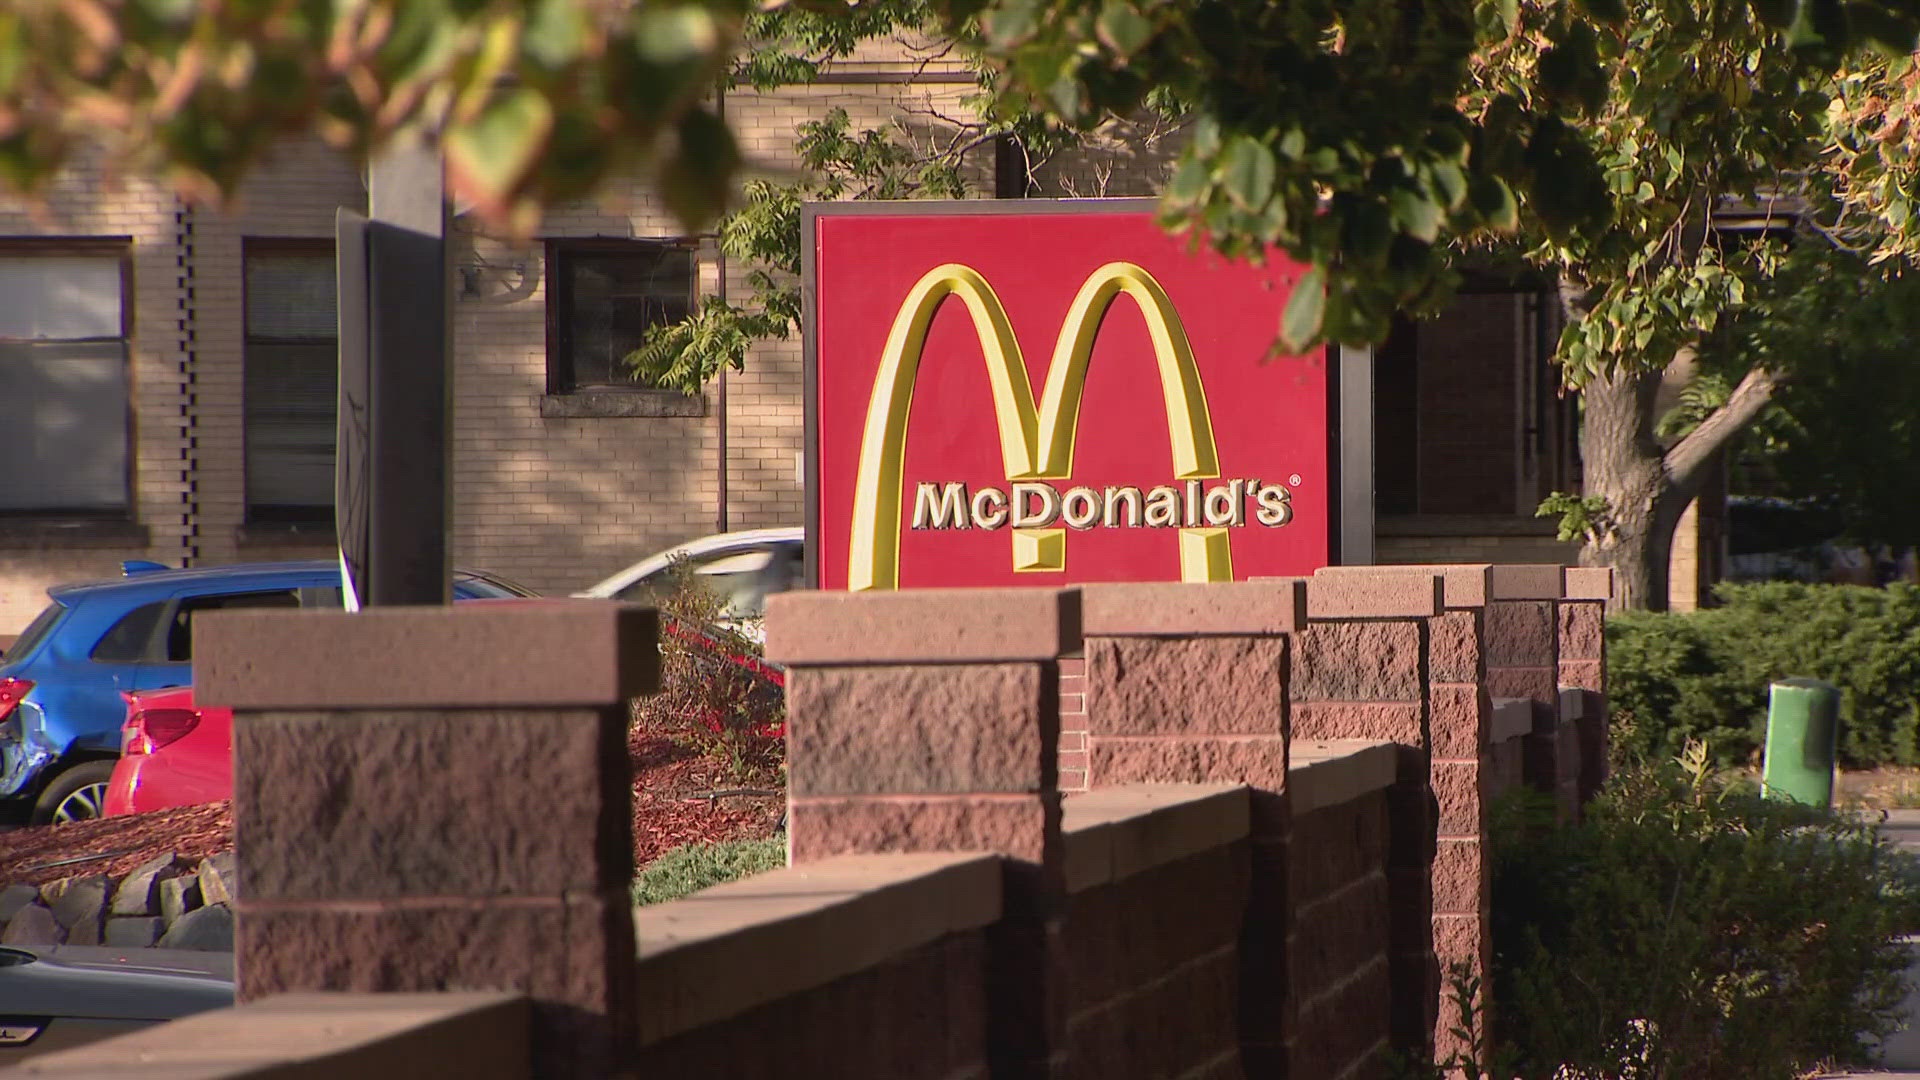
[0,47,1712,636]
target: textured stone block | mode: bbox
[1563,566,1614,601]
[789,664,1051,796]
[1304,571,1442,619]
[236,893,632,1077]
[1085,637,1286,737]
[1487,665,1557,708]
[1289,794,1390,902]
[235,707,630,902]
[1428,685,1489,762]
[1293,873,1390,993]
[198,603,660,708]
[1432,763,1484,838]
[1431,839,1485,916]
[1557,602,1605,661]
[1089,736,1288,791]
[789,795,1059,865]
[1080,579,1303,636]
[767,588,1080,664]
[1293,955,1390,1078]
[158,902,232,951]
[1427,610,1483,683]
[1559,658,1605,692]
[1321,564,1492,609]
[1291,702,1421,745]
[1291,622,1422,702]
[1484,600,1555,667]
[105,915,165,947]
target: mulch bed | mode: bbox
[0,802,233,886]
[0,728,784,889]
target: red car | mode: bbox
[103,686,231,816]
[102,614,784,817]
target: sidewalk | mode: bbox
[1828,812,1920,1078]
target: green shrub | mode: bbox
[1490,748,1920,1079]
[1609,582,1920,768]
[632,836,787,906]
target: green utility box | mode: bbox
[1761,678,1840,807]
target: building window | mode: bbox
[545,239,695,394]
[244,240,337,528]
[0,241,132,517]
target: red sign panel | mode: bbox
[807,203,1334,591]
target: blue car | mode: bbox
[0,560,535,825]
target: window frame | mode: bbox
[240,236,339,532]
[542,236,700,398]
[0,236,136,522]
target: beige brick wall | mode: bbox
[0,155,192,634]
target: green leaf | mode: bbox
[1280,265,1327,352]
[1469,175,1519,230]
[1096,0,1154,58]
[1165,154,1211,209]
[1389,188,1443,242]
[444,87,555,210]
[1429,162,1468,209]
[1497,0,1520,34]
[1218,135,1275,210]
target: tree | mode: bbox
[970,0,1920,608]
[12,0,1920,608]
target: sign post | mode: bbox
[335,144,453,608]
[803,200,1372,591]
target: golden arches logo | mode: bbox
[848,261,1233,591]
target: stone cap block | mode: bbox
[1491,697,1534,743]
[1316,564,1490,609]
[197,602,659,710]
[9,991,530,1077]
[1490,565,1569,601]
[1298,570,1443,619]
[1061,783,1249,893]
[1563,566,1614,601]
[1558,687,1601,723]
[633,851,1002,1045]
[1288,739,1398,814]
[1080,581,1304,637]
[766,588,1080,665]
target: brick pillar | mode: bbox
[1479,567,1567,813]
[766,587,1078,1080]
[1059,654,1089,792]
[196,604,657,1078]
[1302,568,1448,1066]
[1560,567,1613,806]
[1077,579,1302,1077]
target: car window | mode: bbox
[90,601,169,662]
[455,572,537,599]
[616,546,778,618]
[4,601,66,662]
[165,590,300,662]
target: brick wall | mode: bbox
[34,564,1608,1076]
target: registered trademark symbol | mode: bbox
[1289,474,1302,486]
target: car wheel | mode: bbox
[30,760,117,826]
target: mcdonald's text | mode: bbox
[911,480,1293,532]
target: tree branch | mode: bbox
[1663,364,1781,493]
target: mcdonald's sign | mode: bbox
[804,201,1359,592]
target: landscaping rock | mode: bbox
[197,852,237,906]
[160,875,202,927]
[110,853,182,917]
[47,874,110,930]
[0,883,38,924]
[104,916,164,948]
[65,912,102,947]
[1,904,62,946]
[156,903,231,951]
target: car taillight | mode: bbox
[124,707,198,756]
[0,677,31,722]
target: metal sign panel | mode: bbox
[805,200,1359,591]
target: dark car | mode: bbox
[0,944,232,1062]
[0,560,535,825]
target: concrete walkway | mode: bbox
[1826,812,1920,1078]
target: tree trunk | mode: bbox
[1577,369,1690,612]
[1576,362,1782,612]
